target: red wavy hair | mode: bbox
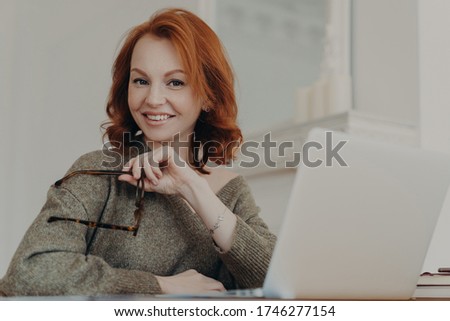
[103,8,242,173]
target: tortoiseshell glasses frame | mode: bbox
[47,169,145,236]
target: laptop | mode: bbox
[159,128,450,300]
[260,127,450,299]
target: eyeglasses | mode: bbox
[47,169,145,236]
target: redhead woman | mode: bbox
[0,8,276,296]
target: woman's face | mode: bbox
[128,34,202,145]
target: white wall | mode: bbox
[417,0,450,272]
[418,0,450,152]
[246,169,297,235]
[0,0,16,270]
[352,0,419,126]
[215,0,327,134]
[352,0,450,273]
[0,0,200,277]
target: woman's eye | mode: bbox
[132,78,148,86]
[168,79,185,88]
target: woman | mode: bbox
[0,8,276,296]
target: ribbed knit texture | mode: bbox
[0,150,276,296]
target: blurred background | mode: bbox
[1,0,450,277]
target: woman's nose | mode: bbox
[145,85,166,106]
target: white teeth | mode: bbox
[146,114,171,121]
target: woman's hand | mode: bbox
[120,146,237,253]
[155,269,226,294]
[118,146,201,196]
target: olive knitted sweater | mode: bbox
[0,150,276,296]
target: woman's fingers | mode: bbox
[143,153,167,184]
[118,173,136,185]
[123,157,140,179]
[120,150,169,189]
[120,147,195,194]
[149,146,172,174]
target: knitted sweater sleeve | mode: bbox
[218,178,277,289]
[0,151,161,296]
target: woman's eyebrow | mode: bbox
[130,67,148,77]
[164,69,185,77]
[130,67,185,77]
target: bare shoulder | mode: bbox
[203,166,240,194]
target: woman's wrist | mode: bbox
[176,173,210,203]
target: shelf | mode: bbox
[232,111,419,177]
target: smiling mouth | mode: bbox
[144,114,175,121]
